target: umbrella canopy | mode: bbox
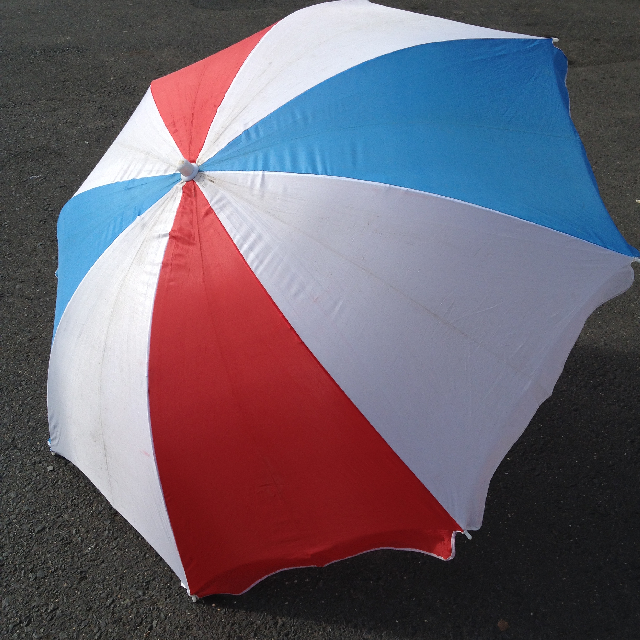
[48,0,639,597]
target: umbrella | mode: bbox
[48,0,639,597]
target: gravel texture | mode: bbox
[2,1,639,638]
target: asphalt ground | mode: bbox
[1,1,639,638]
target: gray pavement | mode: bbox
[2,1,639,638]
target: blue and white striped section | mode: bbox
[54,85,186,337]
[202,37,637,258]
[197,0,536,162]
[54,174,180,335]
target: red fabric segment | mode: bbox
[149,183,461,597]
[150,26,273,162]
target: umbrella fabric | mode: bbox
[48,0,639,597]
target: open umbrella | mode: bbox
[48,0,639,597]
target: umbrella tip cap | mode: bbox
[179,159,199,181]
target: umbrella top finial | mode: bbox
[179,160,199,181]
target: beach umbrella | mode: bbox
[48,0,639,597]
